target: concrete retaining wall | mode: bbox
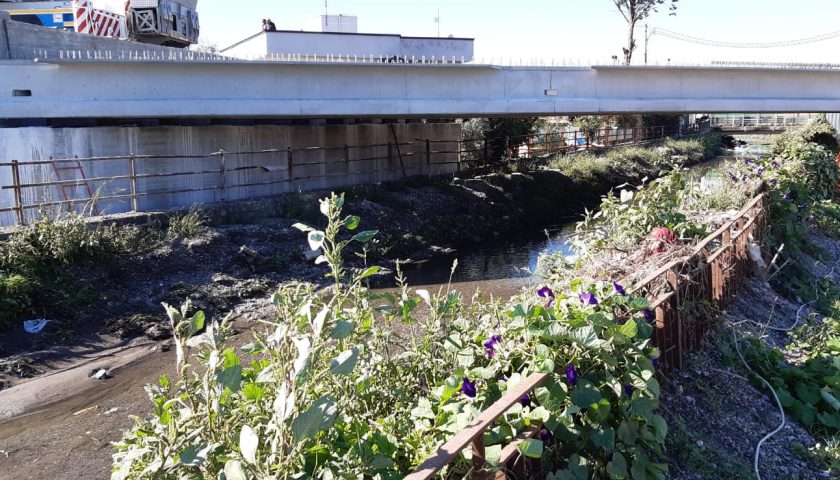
[0,123,461,226]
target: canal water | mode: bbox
[400,136,771,291]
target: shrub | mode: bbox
[0,213,145,275]
[0,272,32,327]
[167,208,209,240]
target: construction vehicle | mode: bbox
[0,0,198,47]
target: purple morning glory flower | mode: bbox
[483,334,502,358]
[624,384,634,398]
[419,378,429,392]
[769,179,778,187]
[539,427,553,442]
[783,193,790,201]
[772,161,780,169]
[756,168,764,176]
[461,377,477,398]
[520,394,531,406]
[652,358,659,369]
[741,174,748,181]
[643,309,655,322]
[613,282,627,296]
[744,158,752,165]
[728,172,738,182]
[565,364,578,386]
[498,373,508,381]
[579,293,598,305]
[537,286,555,307]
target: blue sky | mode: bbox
[199,1,840,64]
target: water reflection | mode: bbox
[401,223,577,285]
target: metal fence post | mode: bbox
[286,147,293,187]
[128,153,138,212]
[219,149,227,202]
[10,160,24,225]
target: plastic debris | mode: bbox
[73,405,99,416]
[91,369,108,380]
[102,407,120,416]
[23,319,52,334]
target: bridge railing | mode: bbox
[0,124,692,227]
[406,187,767,479]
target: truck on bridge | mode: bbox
[0,0,198,47]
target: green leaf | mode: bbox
[345,215,360,230]
[590,426,615,450]
[617,420,639,445]
[358,266,381,280]
[796,382,821,406]
[457,349,475,368]
[649,414,668,442]
[178,443,211,467]
[329,348,359,376]
[410,398,435,420]
[571,380,602,408]
[239,425,259,465]
[242,384,264,401]
[607,452,628,479]
[631,454,649,480]
[189,311,205,336]
[619,319,638,339]
[217,365,243,392]
[330,320,354,339]
[569,326,600,347]
[351,230,378,243]
[223,460,248,480]
[291,396,338,441]
[307,231,326,251]
[518,438,544,458]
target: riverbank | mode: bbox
[0,135,724,373]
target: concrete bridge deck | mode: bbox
[4,57,840,120]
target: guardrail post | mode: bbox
[10,160,24,225]
[128,153,138,212]
[219,149,227,202]
[471,435,487,476]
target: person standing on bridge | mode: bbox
[266,19,277,32]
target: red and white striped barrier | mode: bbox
[73,0,92,34]
[73,0,126,38]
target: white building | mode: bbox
[220,14,474,63]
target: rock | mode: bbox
[236,246,264,270]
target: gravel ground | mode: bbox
[662,229,840,479]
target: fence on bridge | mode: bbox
[710,113,818,132]
[406,189,767,479]
[0,123,702,227]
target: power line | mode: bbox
[653,27,840,48]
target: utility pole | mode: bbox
[434,9,440,37]
[644,24,649,65]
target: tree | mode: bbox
[612,0,678,65]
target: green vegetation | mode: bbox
[167,208,209,240]
[0,213,149,328]
[546,135,722,186]
[114,193,667,479]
